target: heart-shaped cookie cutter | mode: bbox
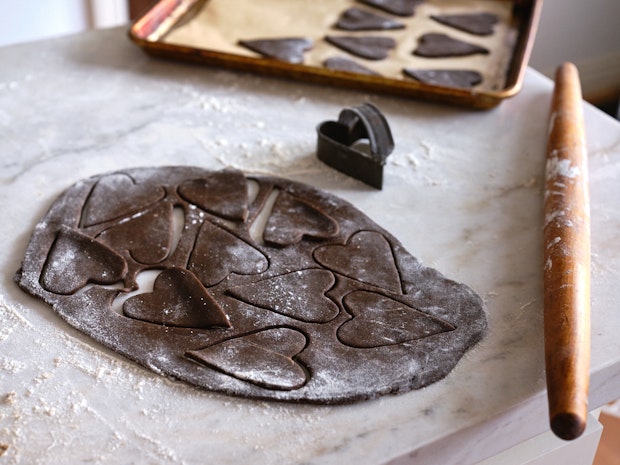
[317,102,394,189]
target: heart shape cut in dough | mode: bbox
[404,69,483,89]
[430,12,499,36]
[414,33,489,58]
[358,0,423,17]
[178,170,249,221]
[81,173,165,227]
[238,38,313,64]
[97,202,173,264]
[227,269,338,323]
[314,230,401,293]
[186,327,308,390]
[325,35,396,60]
[338,291,455,348]
[263,191,339,246]
[123,267,230,329]
[41,226,127,295]
[189,220,268,287]
[336,7,405,31]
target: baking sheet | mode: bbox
[129,0,541,108]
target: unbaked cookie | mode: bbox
[16,167,486,404]
[325,35,396,60]
[238,37,313,63]
[335,7,406,31]
[404,68,483,88]
[430,12,499,36]
[414,33,490,58]
[358,0,423,17]
[324,56,381,76]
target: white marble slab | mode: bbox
[1,27,619,465]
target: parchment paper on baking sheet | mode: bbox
[161,0,518,91]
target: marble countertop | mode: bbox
[1,27,619,465]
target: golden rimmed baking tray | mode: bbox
[128,0,542,109]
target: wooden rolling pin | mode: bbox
[543,62,591,440]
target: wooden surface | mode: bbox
[543,62,591,440]
[129,0,157,19]
[594,412,620,465]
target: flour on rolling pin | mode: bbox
[544,146,590,267]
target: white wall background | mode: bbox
[0,0,128,45]
[0,0,618,98]
[0,0,89,45]
[529,0,620,98]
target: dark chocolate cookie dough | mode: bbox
[16,167,486,404]
[358,0,423,17]
[326,35,396,60]
[414,33,490,58]
[324,56,381,76]
[430,12,499,36]
[404,69,483,88]
[335,7,406,31]
[238,37,313,64]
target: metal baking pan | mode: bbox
[128,0,542,109]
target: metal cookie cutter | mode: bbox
[317,102,394,190]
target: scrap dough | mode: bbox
[16,167,486,404]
